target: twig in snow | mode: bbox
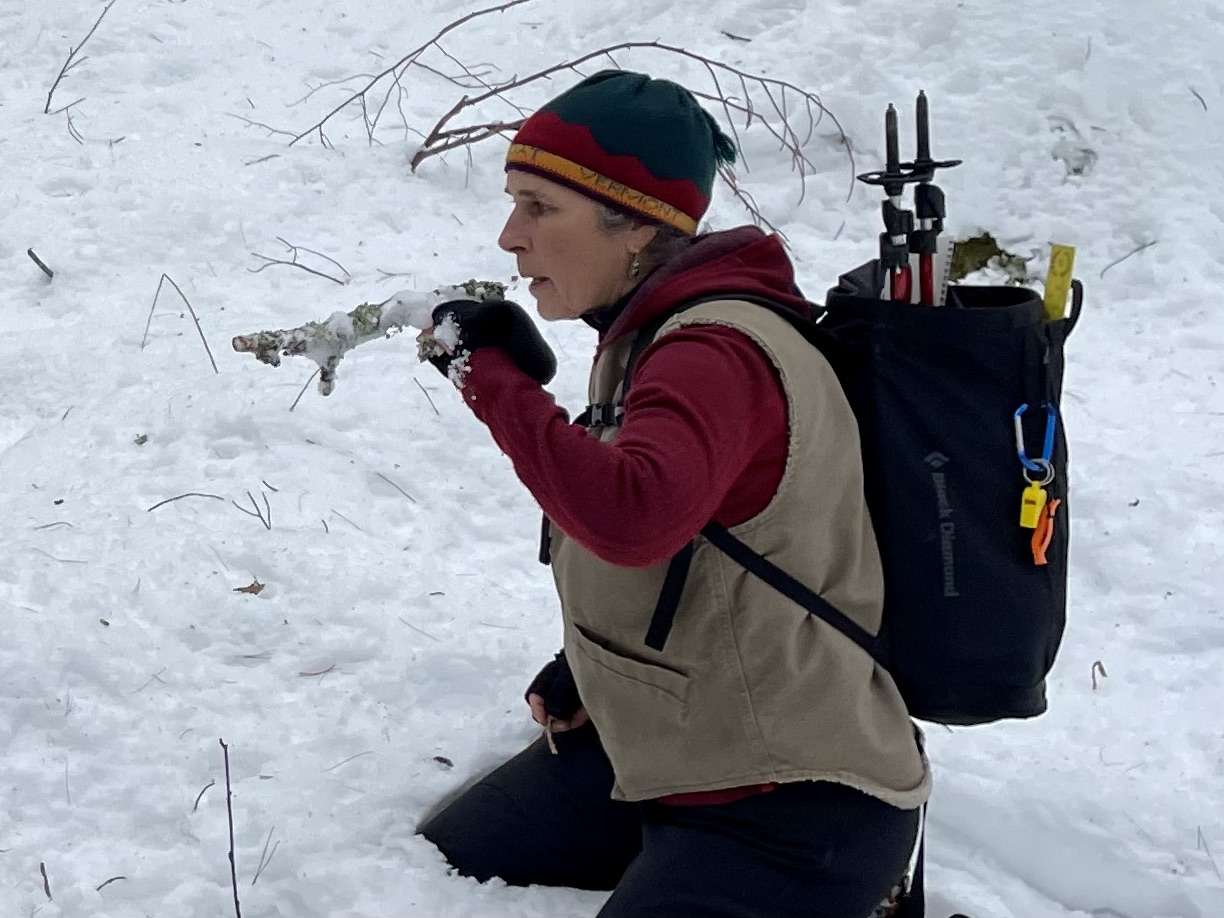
[29,547,87,565]
[134,667,168,693]
[298,664,335,677]
[141,274,220,374]
[44,0,118,115]
[376,472,417,503]
[1198,827,1222,881]
[219,739,243,918]
[260,479,279,493]
[329,509,365,532]
[251,827,280,886]
[1099,240,1157,279]
[33,521,74,531]
[324,750,373,772]
[193,779,215,813]
[64,107,86,144]
[39,861,52,900]
[27,248,54,280]
[397,617,442,642]
[1091,660,1108,691]
[64,760,71,805]
[321,518,329,533]
[230,490,272,530]
[95,876,127,892]
[414,378,440,416]
[147,492,226,513]
[289,369,320,412]
[243,154,281,167]
[1190,87,1208,112]
[721,30,751,42]
[248,237,350,286]
[226,112,296,139]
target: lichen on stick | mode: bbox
[231,280,505,395]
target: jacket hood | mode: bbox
[591,226,813,354]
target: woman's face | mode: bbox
[498,171,656,320]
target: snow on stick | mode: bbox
[231,280,505,395]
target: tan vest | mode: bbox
[548,300,931,806]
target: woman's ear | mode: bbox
[628,222,659,257]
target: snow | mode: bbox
[1,0,1221,915]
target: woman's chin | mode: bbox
[533,293,566,321]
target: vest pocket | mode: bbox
[569,624,690,706]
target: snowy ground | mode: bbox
[2,0,1222,915]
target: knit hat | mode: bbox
[506,70,736,235]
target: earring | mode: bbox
[629,254,641,279]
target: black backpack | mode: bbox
[557,260,1082,727]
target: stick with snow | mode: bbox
[231,280,506,393]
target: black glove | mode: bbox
[426,299,557,384]
[524,650,582,720]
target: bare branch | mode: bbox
[193,780,215,812]
[146,492,226,513]
[251,827,280,886]
[248,238,350,286]
[287,72,378,108]
[227,112,296,139]
[376,471,418,503]
[290,0,534,145]
[406,41,853,210]
[27,248,54,280]
[141,273,219,374]
[414,377,440,416]
[231,490,272,530]
[289,369,320,411]
[1099,240,1157,279]
[45,0,118,115]
[219,739,242,918]
[323,750,373,772]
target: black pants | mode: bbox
[419,725,920,917]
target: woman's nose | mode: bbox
[498,210,527,253]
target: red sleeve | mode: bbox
[457,325,786,567]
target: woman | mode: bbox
[418,70,930,918]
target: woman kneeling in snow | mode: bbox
[417,69,929,918]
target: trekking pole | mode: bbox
[858,105,919,303]
[904,91,961,306]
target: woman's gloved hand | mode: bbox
[525,650,588,732]
[425,299,557,385]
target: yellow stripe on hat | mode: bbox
[507,144,698,234]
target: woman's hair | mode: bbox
[596,204,692,273]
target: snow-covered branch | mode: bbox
[231,280,505,395]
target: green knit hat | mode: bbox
[506,70,737,234]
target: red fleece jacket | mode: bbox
[457,228,813,803]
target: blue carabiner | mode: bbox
[1013,402,1057,473]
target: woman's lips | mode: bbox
[528,277,552,292]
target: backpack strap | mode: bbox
[699,523,886,665]
[616,299,879,665]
